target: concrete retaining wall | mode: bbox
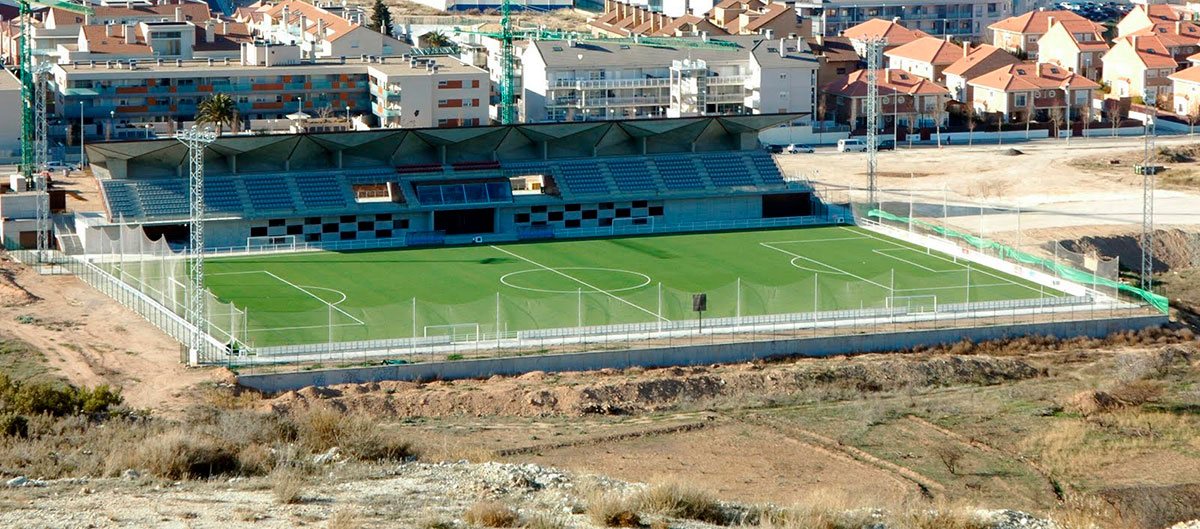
[237,314,1167,393]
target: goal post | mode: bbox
[885,294,938,313]
[423,323,480,343]
[246,235,298,252]
[610,216,655,235]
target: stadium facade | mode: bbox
[81,114,839,251]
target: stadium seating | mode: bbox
[204,178,245,213]
[652,157,704,190]
[101,180,143,219]
[295,174,347,209]
[748,151,786,185]
[607,158,659,193]
[557,161,611,195]
[701,153,756,187]
[137,179,189,217]
[243,175,296,211]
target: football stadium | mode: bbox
[61,114,1164,370]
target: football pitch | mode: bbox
[204,226,1063,348]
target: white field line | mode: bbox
[872,248,960,273]
[760,242,892,291]
[760,236,871,244]
[842,227,1057,298]
[237,270,366,326]
[490,245,669,322]
[894,283,1012,292]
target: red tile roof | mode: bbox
[841,18,930,45]
[968,61,1101,91]
[823,68,951,98]
[943,44,1021,78]
[989,9,1100,35]
[885,36,971,65]
[1169,64,1200,83]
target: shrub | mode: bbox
[463,501,518,527]
[637,481,728,524]
[0,377,122,416]
[588,492,641,527]
[77,385,123,414]
[290,405,416,462]
[134,430,240,479]
[270,466,306,504]
[0,413,28,438]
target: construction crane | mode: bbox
[453,0,742,125]
[14,0,93,262]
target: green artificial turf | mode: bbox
[200,225,1061,348]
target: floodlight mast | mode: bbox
[1141,114,1155,292]
[178,127,218,364]
[864,36,885,208]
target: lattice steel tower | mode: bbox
[864,37,885,208]
[34,68,50,263]
[178,127,217,362]
[1141,115,1156,291]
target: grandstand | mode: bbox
[81,115,824,250]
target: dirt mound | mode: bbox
[1060,229,1200,273]
[262,355,1041,418]
[0,258,39,306]
[1063,390,1125,416]
[1001,148,1024,156]
[1098,483,1200,529]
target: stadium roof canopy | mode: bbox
[86,114,803,179]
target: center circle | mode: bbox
[500,267,652,294]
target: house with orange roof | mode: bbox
[988,9,1102,58]
[589,0,808,39]
[251,0,410,59]
[1115,3,1195,38]
[57,20,252,63]
[841,18,930,57]
[1035,18,1109,81]
[1101,32,1200,103]
[1168,64,1200,116]
[968,61,1100,123]
[821,68,951,129]
[884,36,973,83]
[943,44,1021,102]
[798,0,1010,40]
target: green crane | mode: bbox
[454,0,741,125]
[15,0,93,177]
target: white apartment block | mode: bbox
[368,56,490,128]
[520,36,818,123]
[796,0,1014,39]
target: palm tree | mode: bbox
[196,94,238,135]
[425,31,452,48]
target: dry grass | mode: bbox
[271,466,307,505]
[1049,494,1119,529]
[326,507,363,529]
[520,513,565,529]
[636,481,728,524]
[464,501,518,527]
[291,404,417,462]
[756,490,882,529]
[114,430,239,480]
[587,491,642,527]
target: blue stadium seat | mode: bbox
[243,175,295,211]
[607,159,658,193]
[748,151,785,185]
[204,178,244,213]
[101,180,143,219]
[295,174,347,209]
[557,161,610,195]
[702,153,755,187]
[652,157,704,190]
[136,180,189,217]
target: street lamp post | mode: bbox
[79,101,84,166]
[108,110,115,141]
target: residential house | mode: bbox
[841,18,930,57]
[240,0,411,59]
[808,34,861,86]
[1035,18,1108,80]
[884,36,973,82]
[589,0,811,39]
[968,61,1100,123]
[821,68,951,129]
[1101,32,1200,103]
[988,9,1102,58]
[1168,64,1200,116]
[797,0,1012,40]
[943,44,1021,102]
[57,21,253,63]
[1115,3,1194,38]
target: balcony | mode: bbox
[550,77,671,90]
[547,95,665,108]
[706,92,747,103]
[744,94,760,109]
[707,74,751,86]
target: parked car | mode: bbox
[877,139,895,151]
[45,162,76,172]
[837,139,867,152]
[786,144,814,154]
[763,144,784,154]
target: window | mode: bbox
[1014,94,1027,106]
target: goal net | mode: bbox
[246,235,298,252]
[423,323,480,343]
[610,216,655,234]
[886,294,937,313]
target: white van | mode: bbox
[837,139,867,152]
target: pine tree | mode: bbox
[370,0,392,36]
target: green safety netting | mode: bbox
[867,210,1169,313]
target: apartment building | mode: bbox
[50,47,488,138]
[796,0,1012,40]
[841,18,930,56]
[57,20,252,64]
[1168,64,1200,115]
[1102,31,1200,102]
[521,36,817,122]
[1,0,213,67]
[988,9,1102,58]
[0,69,20,155]
[885,36,974,82]
[942,43,1020,101]
[1035,18,1108,80]
[368,57,490,128]
[968,61,1099,122]
[821,68,951,128]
